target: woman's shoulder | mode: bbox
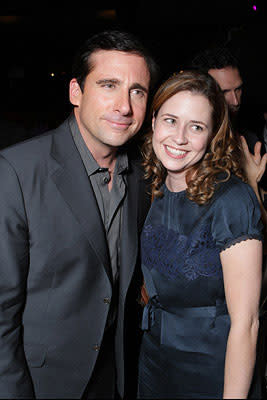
[210,175,263,250]
[213,174,257,205]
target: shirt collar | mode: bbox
[69,112,129,176]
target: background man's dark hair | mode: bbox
[191,45,240,74]
[72,30,159,92]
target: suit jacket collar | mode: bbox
[49,116,141,290]
[50,116,113,283]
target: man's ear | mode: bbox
[69,78,82,106]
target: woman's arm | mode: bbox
[220,239,262,399]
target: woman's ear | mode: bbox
[152,113,156,132]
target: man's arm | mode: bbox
[0,155,35,398]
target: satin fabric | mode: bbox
[138,178,262,399]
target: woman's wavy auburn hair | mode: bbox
[142,70,246,205]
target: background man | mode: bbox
[191,45,263,153]
[0,30,158,399]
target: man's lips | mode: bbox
[104,118,132,129]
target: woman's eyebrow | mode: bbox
[191,120,208,128]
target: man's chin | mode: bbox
[229,106,240,116]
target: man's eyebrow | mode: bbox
[95,79,148,93]
[96,78,120,85]
[130,83,149,93]
[222,84,243,94]
[235,83,243,90]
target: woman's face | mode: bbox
[152,90,213,187]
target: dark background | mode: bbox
[0,0,266,146]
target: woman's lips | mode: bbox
[165,145,188,158]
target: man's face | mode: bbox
[69,50,150,156]
[208,66,243,115]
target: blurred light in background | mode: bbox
[96,9,117,20]
[0,16,21,24]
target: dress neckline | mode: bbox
[163,183,187,196]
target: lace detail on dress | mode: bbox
[141,223,222,281]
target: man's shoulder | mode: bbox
[242,127,260,143]
[238,118,265,154]
[0,119,69,166]
[0,130,52,157]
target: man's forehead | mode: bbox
[90,49,148,70]
[208,66,243,90]
[88,49,150,85]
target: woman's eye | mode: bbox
[164,118,176,125]
[192,124,203,132]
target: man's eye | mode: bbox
[131,89,145,98]
[102,83,115,89]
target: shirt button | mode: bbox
[93,344,100,351]
[103,176,110,184]
[103,297,111,304]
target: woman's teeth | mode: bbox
[166,146,186,156]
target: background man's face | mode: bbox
[208,66,243,115]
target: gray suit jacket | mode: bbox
[0,117,150,398]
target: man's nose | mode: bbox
[229,91,240,106]
[114,90,132,115]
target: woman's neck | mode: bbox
[165,172,187,193]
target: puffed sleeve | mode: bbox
[211,177,263,251]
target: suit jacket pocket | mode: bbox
[24,343,46,368]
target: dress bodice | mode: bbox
[138,176,263,398]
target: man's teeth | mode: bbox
[166,146,186,156]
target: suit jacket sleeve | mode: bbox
[0,155,35,397]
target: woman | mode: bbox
[138,71,263,399]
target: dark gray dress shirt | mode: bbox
[69,115,128,328]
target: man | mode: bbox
[191,46,262,153]
[0,30,158,399]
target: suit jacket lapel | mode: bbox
[50,120,112,283]
[120,163,139,297]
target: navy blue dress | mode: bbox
[138,176,263,399]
